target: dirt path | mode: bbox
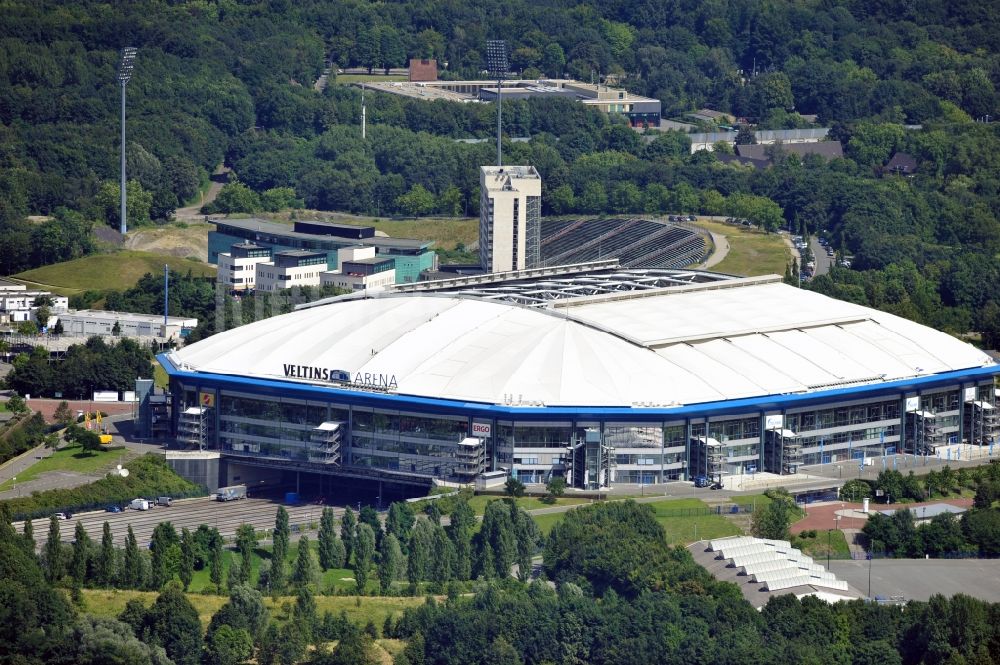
[175,165,230,219]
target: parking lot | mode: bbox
[14,496,342,549]
[833,559,1000,603]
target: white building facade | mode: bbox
[479,166,542,274]
[255,250,327,292]
[321,257,396,292]
[217,242,272,291]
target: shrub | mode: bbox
[2,454,206,520]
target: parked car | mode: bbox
[155,496,172,507]
[710,481,724,490]
[53,512,72,520]
[693,475,710,488]
[105,505,122,513]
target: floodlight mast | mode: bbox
[117,47,137,235]
[486,40,508,167]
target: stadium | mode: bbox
[158,263,999,491]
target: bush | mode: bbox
[0,412,50,465]
[2,454,206,520]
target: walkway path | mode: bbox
[174,165,230,219]
[701,231,730,268]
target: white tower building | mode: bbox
[479,165,542,273]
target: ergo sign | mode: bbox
[472,422,492,437]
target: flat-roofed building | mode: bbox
[364,78,661,127]
[217,242,272,291]
[59,309,197,338]
[0,288,68,326]
[208,218,435,284]
[255,250,328,292]
[321,257,396,291]
[479,165,542,274]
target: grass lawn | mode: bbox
[12,251,216,295]
[694,219,790,276]
[729,494,772,509]
[265,212,477,250]
[645,498,743,544]
[518,497,744,543]
[370,217,477,249]
[0,444,131,491]
[78,588,425,630]
[792,529,851,559]
[153,364,169,390]
[465,494,589,516]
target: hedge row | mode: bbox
[2,454,207,520]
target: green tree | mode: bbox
[292,535,318,589]
[353,523,376,593]
[179,527,195,591]
[396,184,436,216]
[577,181,607,214]
[70,520,92,585]
[386,502,415,549]
[341,507,357,565]
[378,533,403,594]
[359,505,382,544]
[437,185,463,217]
[260,187,302,212]
[407,519,434,584]
[142,583,203,665]
[271,506,290,593]
[149,522,180,589]
[96,521,117,587]
[20,518,35,560]
[293,585,318,644]
[53,400,72,428]
[751,497,793,540]
[447,498,475,581]
[213,181,261,214]
[735,124,757,145]
[430,525,455,584]
[505,476,526,498]
[94,180,153,228]
[545,476,566,503]
[315,625,377,665]
[475,501,517,579]
[122,525,145,589]
[208,583,270,642]
[318,506,345,570]
[209,528,224,587]
[43,515,64,583]
[204,624,253,665]
[234,523,257,585]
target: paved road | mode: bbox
[14,496,342,550]
[809,236,834,276]
[0,413,166,500]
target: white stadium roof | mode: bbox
[168,275,995,408]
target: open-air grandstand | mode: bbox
[540,217,708,269]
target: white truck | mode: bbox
[129,498,150,511]
[216,485,247,502]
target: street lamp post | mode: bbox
[117,47,138,235]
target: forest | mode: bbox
[1,0,999,342]
[3,498,999,665]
